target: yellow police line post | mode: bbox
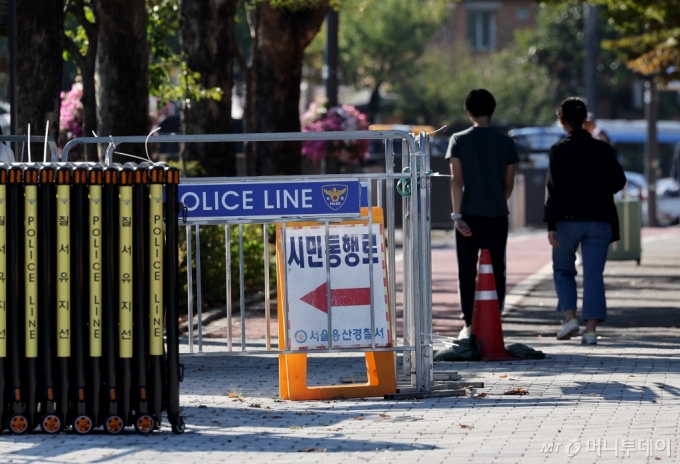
[276,207,396,401]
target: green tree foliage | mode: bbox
[515,1,635,107]
[332,0,451,120]
[395,45,557,128]
[178,224,276,313]
[63,1,96,62]
[63,1,222,123]
[173,159,275,311]
[595,0,680,82]
[148,0,223,108]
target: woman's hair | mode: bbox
[557,97,588,129]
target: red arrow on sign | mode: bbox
[300,282,371,313]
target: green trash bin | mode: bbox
[608,197,642,264]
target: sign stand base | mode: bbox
[279,351,396,401]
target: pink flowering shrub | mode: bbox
[60,78,84,142]
[301,103,370,164]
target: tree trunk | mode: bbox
[253,1,329,175]
[179,0,237,177]
[94,0,149,162]
[81,46,98,162]
[16,0,63,159]
[367,84,381,124]
[63,1,100,162]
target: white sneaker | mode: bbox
[556,319,580,340]
[458,325,471,340]
[581,331,598,345]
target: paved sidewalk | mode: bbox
[1,229,679,464]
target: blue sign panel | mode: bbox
[178,179,362,220]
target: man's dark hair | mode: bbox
[558,97,588,129]
[464,89,496,118]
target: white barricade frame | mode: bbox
[61,131,434,394]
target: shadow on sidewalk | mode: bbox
[1,419,433,458]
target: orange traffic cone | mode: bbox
[470,249,515,361]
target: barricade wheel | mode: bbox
[171,419,185,435]
[104,415,125,434]
[9,414,30,434]
[40,415,62,434]
[134,415,155,434]
[73,415,93,434]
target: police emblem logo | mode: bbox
[322,184,348,211]
[295,330,308,343]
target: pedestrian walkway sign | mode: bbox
[277,211,391,350]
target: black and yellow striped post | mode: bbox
[37,164,60,433]
[54,165,72,432]
[132,163,154,434]
[101,165,124,434]
[1,158,183,435]
[148,165,165,431]
[70,165,93,434]
[6,165,26,434]
[87,164,104,429]
[0,165,8,432]
[118,163,134,430]
[21,165,39,432]
[164,166,185,434]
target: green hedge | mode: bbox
[178,223,277,315]
[171,161,277,314]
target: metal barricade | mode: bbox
[0,154,184,434]
[60,131,435,396]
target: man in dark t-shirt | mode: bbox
[446,89,519,339]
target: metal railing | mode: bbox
[60,130,434,393]
[0,135,59,162]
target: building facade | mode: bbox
[442,0,538,51]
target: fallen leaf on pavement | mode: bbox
[298,448,326,453]
[503,388,528,395]
[379,413,391,418]
[629,375,636,377]
[354,417,365,421]
[459,423,474,429]
[472,392,487,399]
[499,374,508,379]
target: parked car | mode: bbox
[621,172,680,226]
[507,126,565,168]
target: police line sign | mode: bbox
[178,179,362,220]
[282,222,391,350]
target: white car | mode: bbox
[622,172,680,226]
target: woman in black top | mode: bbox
[544,98,626,345]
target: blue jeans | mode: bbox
[553,221,612,322]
